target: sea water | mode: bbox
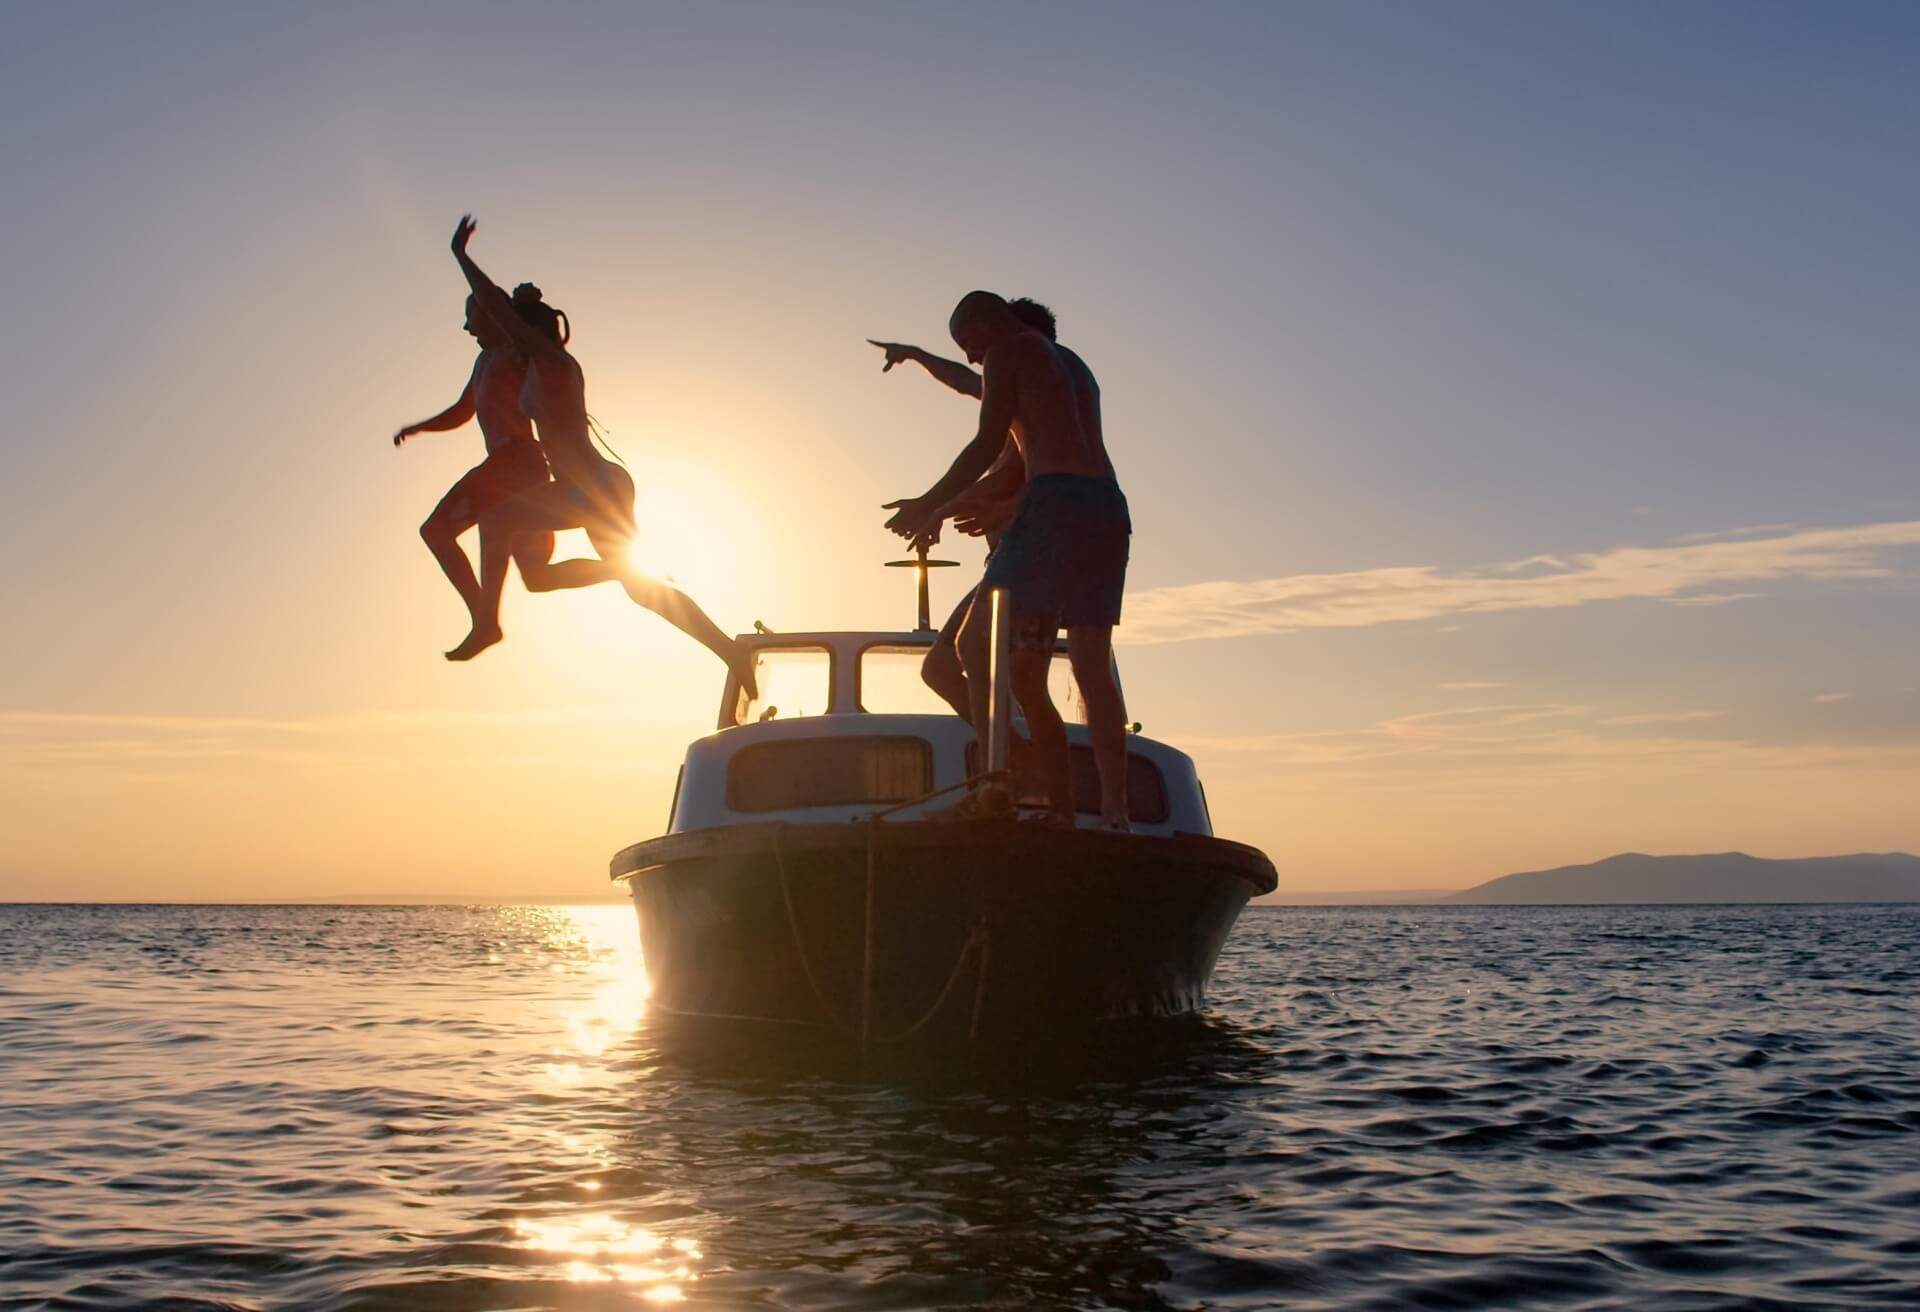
[1,902,1916,1310]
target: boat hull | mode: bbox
[611,820,1275,1043]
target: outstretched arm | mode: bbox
[449,216,556,360]
[944,445,1026,538]
[393,360,481,446]
[867,340,982,398]
[883,345,1020,542]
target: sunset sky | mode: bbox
[4,2,1918,900]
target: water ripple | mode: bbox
[1,902,1918,1308]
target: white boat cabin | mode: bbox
[662,629,1212,838]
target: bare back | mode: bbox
[521,349,597,484]
[473,349,535,454]
[992,332,1116,482]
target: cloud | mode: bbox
[1597,710,1728,726]
[1180,699,1920,783]
[1813,692,1853,704]
[1664,592,1763,608]
[0,706,684,775]
[1440,681,1506,691]
[1120,520,1920,646]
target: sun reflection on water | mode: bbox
[510,907,703,1295]
[552,904,651,1059]
[514,1215,701,1295]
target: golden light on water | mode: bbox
[510,908,702,1294]
[514,1215,701,1295]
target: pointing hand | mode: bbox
[867,340,918,372]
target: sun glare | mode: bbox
[625,457,756,614]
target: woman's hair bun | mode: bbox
[511,282,544,304]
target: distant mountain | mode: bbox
[1448,852,1920,905]
[1256,889,1451,906]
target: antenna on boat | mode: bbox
[884,540,959,631]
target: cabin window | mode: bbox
[859,646,957,716]
[742,647,832,723]
[966,743,1171,824]
[727,736,934,812]
[857,643,1088,724]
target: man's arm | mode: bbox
[451,215,560,361]
[937,441,1023,518]
[393,361,481,446]
[883,343,1020,541]
[868,340,982,398]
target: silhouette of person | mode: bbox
[443,217,756,697]
[393,296,558,648]
[885,292,1131,829]
[868,298,1057,721]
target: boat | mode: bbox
[610,552,1278,1047]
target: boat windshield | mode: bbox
[742,647,831,722]
[860,645,1087,724]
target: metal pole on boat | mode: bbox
[885,543,958,633]
[987,588,1012,781]
[914,544,931,632]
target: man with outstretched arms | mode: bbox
[884,291,1132,830]
[867,297,1058,720]
[393,296,554,650]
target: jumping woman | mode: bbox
[445,216,756,697]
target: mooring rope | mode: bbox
[772,831,856,1038]
[768,768,1010,1049]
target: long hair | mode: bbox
[511,282,570,345]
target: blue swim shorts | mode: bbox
[979,473,1131,647]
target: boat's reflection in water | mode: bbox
[533,907,1275,1306]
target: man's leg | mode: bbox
[1009,629,1072,823]
[419,479,486,615]
[954,592,1000,782]
[455,484,587,660]
[1068,624,1129,831]
[922,587,976,720]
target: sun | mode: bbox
[621,461,753,613]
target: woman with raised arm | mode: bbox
[444,216,756,695]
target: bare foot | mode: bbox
[444,625,503,661]
[1097,810,1133,834]
[1021,809,1077,831]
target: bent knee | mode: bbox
[922,642,961,680]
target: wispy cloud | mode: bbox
[1597,710,1728,726]
[1813,692,1853,704]
[1440,681,1506,691]
[1121,520,1920,645]
[1182,699,1920,782]
[0,707,684,774]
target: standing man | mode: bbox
[867,297,1059,719]
[393,295,555,655]
[883,291,1132,830]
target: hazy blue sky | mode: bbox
[3,2,1917,898]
